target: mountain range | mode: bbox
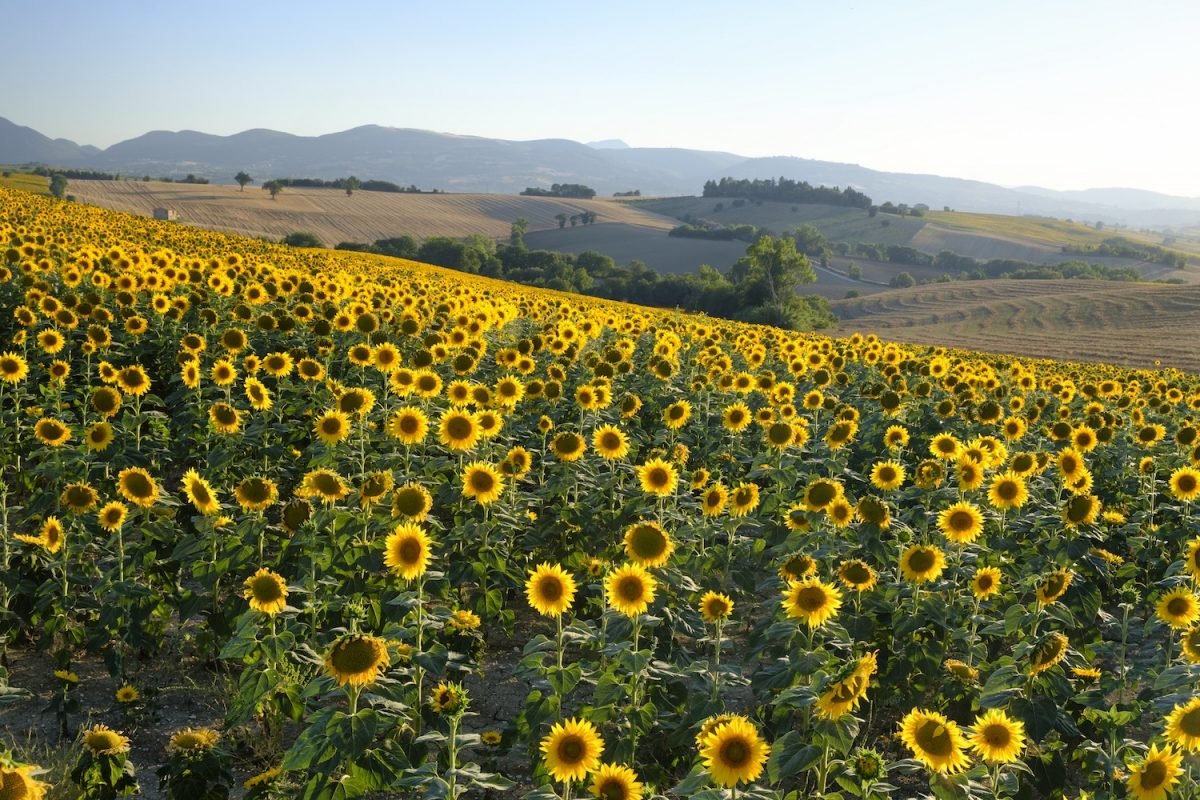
[3,115,1198,227]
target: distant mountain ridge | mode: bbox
[2,116,1197,226]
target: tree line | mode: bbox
[1062,237,1186,268]
[333,228,834,331]
[520,183,597,199]
[702,177,872,209]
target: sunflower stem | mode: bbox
[555,612,565,721]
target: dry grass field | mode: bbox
[832,278,1200,371]
[64,180,677,245]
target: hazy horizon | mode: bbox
[5,0,1200,195]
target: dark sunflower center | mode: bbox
[191,482,212,504]
[843,563,870,583]
[879,467,896,482]
[332,639,380,673]
[808,483,836,507]
[1168,597,1190,616]
[446,417,472,439]
[539,577,563,601]
[314,474,341,495]
[600,433,621,450]
[470,471,495,492]
[983,724,1011,747]
[322,418,344,435]
[630,526,667,558]
[909,549,935,573]
[721,738,749,766]
[1180,708,1200,737]
[125,473,153,498]
[241,480,270,503]
[1141,760,1167,789]
[797,586,828,611]
[251,576,283,602]
[977,576,994,591]
[598,779,626,800]
[1044,575,1066,597]
[214,405,237,425]
[558,735,584,763]
[916,720,953,756]
[399,415,420,434]
[950,511,973,531]
[1180,476,1198,493]
[618,577,644,602]
[997,481,1018,500]
[647,468,668,487]
[399,538,422,563]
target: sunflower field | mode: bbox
[2,186,1200,800]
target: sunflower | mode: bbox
[325,634,390,688]
[1127,743,1183,800]
[358,471,394,507]
[386,406,428,445]
[938,502,984,544]
[429,681,466,715]
[1186,538,1200,582]
[898,708,971,774]
[97,501,128,533]
[884,424,910,450]
[115,685,139,703]
[970,709,1025,764]
[244,568,288,615]
[837,559,878,592]
[869,460,905,492]
[526,563,577,617]
[589,763,643,800]
[90,386,123,417]
[235,476,278,512]
[1063,493,1101,527]
[116,365,151,396]
[722,402,752,433]
[181,468,221,515]
[297,468,351,505]
[592,425,629,460]
[636,458,677,497]
[972,566,1002,599]
[988,471,1028,510]
[700,483,728,517]
[1164,697,1200,752]
[815,651,878,719]
[944,658,979,682]
[900,545,946,583]
[60,482,98,514]
[209,402,242,434]
[314,409,352,445]
[0,352,29,383]
[438,409,479,451]
[384,523,432,581]
[663,400,692,430]
[446,609,482,632]
[1035,570,1073,606]
[698,717,770,788]
[391,483,433,522]
[781,577,843,629]
[1170,467,1200,503]
[930,433,961,461]
[33,417,71,447]
[729,482,761,518]
[1157,588,1200,629]
[117,467,159,508]
[1028,632,1069,675]
[0,762,50,800]
[607,563,657,617]
[699,591,734,622]
[956,458,985,492]
[461,461,504,505]
[540,717,604,783]
[167,727,221,754]
[552,431,587,462]
[623,521,674,568]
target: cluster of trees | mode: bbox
[874,201,927,217]
[612,189,641,197]
[702,177,872,209]
[1062,237,1186,267]
[553,212,598,228]
[32,167,116,181]
[669,223,760,242]
[837,241,1141,282]
[520,183,597,199]
[335,230,834,330]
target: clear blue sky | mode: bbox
[5,0,1199,194]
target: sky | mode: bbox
[4,0,1200,195]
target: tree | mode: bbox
[890,271,916,288]
[847,264,864,280]
[263,180,282,200]
[509,218,529,249]
[49,174,69,198]
[729,234,815,309]
[344,176,361,196]
[554,213,568,229]
[282,232,323,247]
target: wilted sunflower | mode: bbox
[607,563,657,617]
[1127,743,1182,800]
[181,468,221,515]
[1164,697,1200,752]
[972,566,1002,599]
[387,406,428,445]
[244,568,288,615]
[636,458,677,497]
[838,559,878,592]
[325,634,390,688]
[235,476,278,512]
[970,709,1025,764]
[900,545,946,583]
[314,409,352,445]
[1157,588,1200,629]
[540,717,604,783]
[938,501,984,544]
[461,461,504,505]
[384,523,432,581]
[1035,570,1073,606]
[781,577,843,629]
[0,760,50,799]
[525,563,577,617]
[899,708,971,774]
[699,591,734,622]
[117,467,159,508]
[391,483,433,522]
[358,471,394,507]
[589,763,643,800]
[623,521,674,568]
[698,717,770,788]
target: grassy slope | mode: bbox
[832,279,1200,372]
[0,171,49,195]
